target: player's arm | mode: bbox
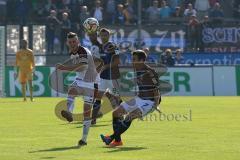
[31,51,35,72]
[56,60,88,72]
[15,52,20,76]
[93,57,104,73]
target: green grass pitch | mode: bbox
[0,97,239,160]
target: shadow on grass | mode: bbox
[103,146,148,153]
[75,124,111,128]
[29,146,79,153]
[59,120,112,126]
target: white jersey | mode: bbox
[70,46,98,83]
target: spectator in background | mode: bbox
[79,6,90,25]
[159,0,172,19]
[92,0,104,24]
[188,14,200,51]
[184,3,197,21]
[60,12,71,54]
[115,4,125,25]
[172,6,183,18]
[58,3,71,18]
[199,15,211,51]
[208,2,224,24]
[105,0,116,24]
[78,5,90,37]
[174,49,184,64]
[145,0,160,24]
[46,10,61,54]
[123,2,136,24]
[15,0,29,25]
[161,49,175,66]
[195,0,210,19]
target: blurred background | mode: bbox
[0,0,240,97]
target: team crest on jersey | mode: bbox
[70,54,80,64]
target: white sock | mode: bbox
[67,96,75,113]
[81,120,92,142]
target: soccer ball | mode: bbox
[83,18,99,34]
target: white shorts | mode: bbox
[72,78,95,89]
[71,78,96,104]
[98,78,120,96]
[121,96,155,117]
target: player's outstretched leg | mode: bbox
[61,110,73,122]
[100,106,127,147]
[61,88,76,122]
[78,100,92,147]
[61,96,75,122]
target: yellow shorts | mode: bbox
[19,71,33,83]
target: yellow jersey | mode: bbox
[16,49,35,72]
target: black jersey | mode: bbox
[94,41,120,80]
[136,65,160,101]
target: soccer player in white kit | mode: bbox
[56,32,98,146]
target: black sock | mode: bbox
[112,117,122,142]
[91,100,101,119]
[111,117,132,142]
[119,118,132,135]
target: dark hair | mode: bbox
[100,28,110,34]
[67,32,77,39]
[132,50,147,61]
[20,39,28,49]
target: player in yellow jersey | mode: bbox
[15,39,35,101]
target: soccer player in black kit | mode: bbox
[100,49,161,147]
[88,28,123,125]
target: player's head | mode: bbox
[67,32,79,52]
[132,49,147,68]
[20,39,28,49]
[99,28,110,44]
